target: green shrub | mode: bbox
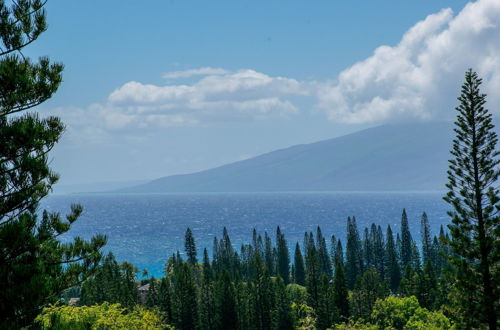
[36,302,171,329]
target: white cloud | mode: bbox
[105,69,306,125]
[51,69,308,140]
[163,67,228,79]
[317,0,500,124]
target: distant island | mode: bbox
[120,122,477,193]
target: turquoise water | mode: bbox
[41,192,449,277]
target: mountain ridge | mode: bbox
[119,121,496,193]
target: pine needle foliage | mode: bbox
[0,1,106,327]
[443,69,499,329]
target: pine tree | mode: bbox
[146,276,159,308]
[420,212,433,266]
[212,236,220,272]
[272,277,294,330]
[363,227,373,268]
[199,248,216,329]
[332,260,349,322]
[315,274,336,330]
[172,262,198,330]
[306,244,321,309]
[350,267,388,320]
[399,265,419,298]
[293,242,306,286]
[276,226,290,284]
[316,226,332,278]
[411,240,421,270]
[219,227,236,276]
[264,231,275,275]
[79,253,138,308]
[252,254,273,330]
[214,270,238,330]
[199,281,215,330]
[333,239,344,267]
[119,261,140,308]
[330,234,337,264]
[184,227,197,265]
[400,209,413,269]
[303,231,311,256]
[385,225,401,293]
[158,277,174,324]
[373,225,385,280]
[417,260,437,310]
[346,216,363,289]
[0,2,106,326]
[396,233,402,265]
[444,69,499,329]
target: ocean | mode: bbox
[41,192,450,277]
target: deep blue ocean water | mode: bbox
[41,192,449,277]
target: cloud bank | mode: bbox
[318,0,500,123]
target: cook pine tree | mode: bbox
[0,1,106,327]
[444,69,499,329]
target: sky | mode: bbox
[24,0,500,185]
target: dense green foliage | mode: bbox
[76,219,459,329]
[36,302,170,329]
[80,253,139,308]
[0,1,106,327]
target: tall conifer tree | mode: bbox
[400,209,413,269]
[264,232,275,275]
[293,242,306,286]
[184,227,197,265]
[373,225,385,279]
[276,226,290,284]
[306,244,321,309]
[385,225,401,292]
[420,212,433,266]
[444,70,499,329]
[0,2,106,326]
[346,216,363,289]
[333,239,344,267]
[215,270,238,330]
[272,277,294,330]
[316,226,332,278]
[332,260,349,322]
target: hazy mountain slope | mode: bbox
[121,122,479,192]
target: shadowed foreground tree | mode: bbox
[0,1,106,327]
[444,69,499,329]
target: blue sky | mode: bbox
[26,0,500,185]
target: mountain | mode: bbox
[120,122,488,193]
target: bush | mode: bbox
[405,308,452,330]
[371,295,420,329]
[35,302,171,329]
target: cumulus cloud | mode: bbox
[105,69,306,125]
[317,0,500,124]
[52,69,309,138]
[163,67,229,79]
